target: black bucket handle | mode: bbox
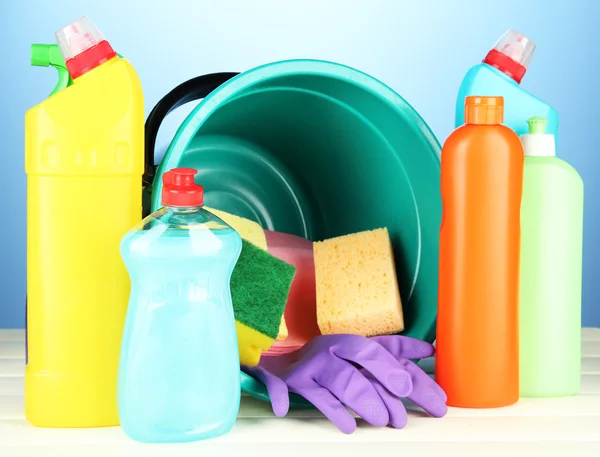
[142,72,239,216]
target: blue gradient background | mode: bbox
[0,0,598,328]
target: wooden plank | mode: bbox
[440,395,600,418]
[239,393,600,419]
[0,342,25,359]
[0,359,25,376]
[0,329,25,343]
[0,377,23,396]
[0,395,22,420]
[1,374,598,410]
[420,355,600,375]
[581,374,600,394]
[583,328,600,341]
[0,415,599,445]
[3,392,600,425]
[0,395,317,422]
[1,331,598,359]
[1,328,598,345]
[582,357,600,374]
[1,441,599,457]
[583,340,600,357]
[1,328,598,342]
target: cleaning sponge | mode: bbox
[205,207,268,251]
[231,239,296,366]
[313,227,404,336]
[205,206,289,341]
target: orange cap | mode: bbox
[464,96,504,125]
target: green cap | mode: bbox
[30,44,73,97]
[31,44,53,67]
[527,116,548,134]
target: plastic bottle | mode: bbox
[436,96,524,408]
[519,117,584,398]
[118,168,242,443]
[24,17,144,427]
[456,29,559,139]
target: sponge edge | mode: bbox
[231,238,296,365]
[277,319,289,341]
[313,227,404,336]
[235,321,274,367]
[204,206,289,341]
[204,207,267,251]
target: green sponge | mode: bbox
[231,238,296,366]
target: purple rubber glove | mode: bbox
[366,336,448,428]
[241,334,447,434]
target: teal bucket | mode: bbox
[146,59,442,408]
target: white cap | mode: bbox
[55,17,105,61]
[492,29,536,71]
[520,116,555,157]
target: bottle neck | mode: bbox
[67,40,117,80]
[483,49,526,84]
[521,134,556,157]
[168,205,203,213]
[71,55,118,84]
[464,104,503,125]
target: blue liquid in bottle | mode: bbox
[117,168,242,443]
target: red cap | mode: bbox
[482,30,536,84]
[66,41,117,79]
[483,49,526,84]
[161,168,204,208]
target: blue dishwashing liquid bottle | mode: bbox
[456,29,559,139]
[117,167,242,443]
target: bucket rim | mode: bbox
[151,58,441,208]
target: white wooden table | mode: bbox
[1,329,599,457]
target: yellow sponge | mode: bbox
[204,206,288,341]
[313,227,404,336]
[277,318,288,341]
[235,321,276,367]
[204,207,268,251]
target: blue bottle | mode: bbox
[117,167,242,443]
[456,29,559,139]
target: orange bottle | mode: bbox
[435,96,523,408]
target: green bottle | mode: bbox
[519,116,584,397]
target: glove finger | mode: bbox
[400,358,447,404]
[371,340,447,407]
[332,339,413,398]
[241,365,290,417]
[399,359,448,418]
[369,335,435,360]
[290,384,358,434]
[364,371,408,429]
[314,360,390,429]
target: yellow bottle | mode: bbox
[24,17,144,427]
